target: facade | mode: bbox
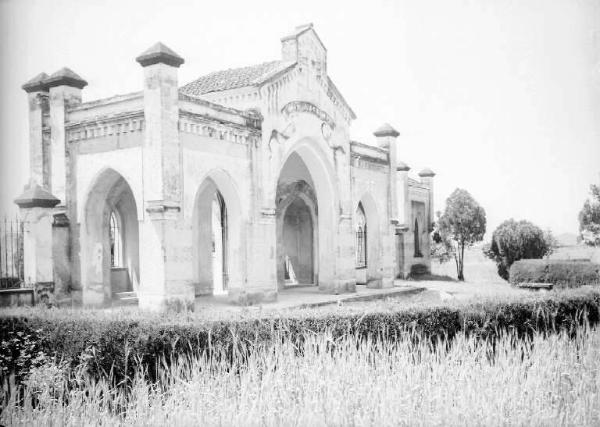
[16,24,435,310]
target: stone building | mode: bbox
[16,24,435,310]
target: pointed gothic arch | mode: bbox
[192,170,243,296]
[81,168,140,305]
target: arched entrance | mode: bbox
[276,179,317,287]
[275,143,337,291]
[81,169,140,305]
[193,171,243,296]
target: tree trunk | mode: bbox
[457,242,465,281]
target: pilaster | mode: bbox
[14,185,61,303]
[136,42,194,311]
[22,73,50,188]
[45,68,86,206]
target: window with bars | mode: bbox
[355,203,367,268]
[109,211,122,268]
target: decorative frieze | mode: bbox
[66,111,144,142]
[178,112,259,146]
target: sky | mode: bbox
[0,0,598,238]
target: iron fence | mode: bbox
[0,215,24,289]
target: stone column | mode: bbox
[44,68,86,206]
[395,162,411,279]
[418,168,436,233]
[419,168,436,272]
[374,123,400,222]
[22,73,50,188]
[374,124,400,287]
[136,42,194,311]
[14,185,60,304]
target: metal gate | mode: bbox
[0,215,24,289]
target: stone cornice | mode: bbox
[69,91,143,113]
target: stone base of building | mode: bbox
[138,292,195,312]
[228,288,278,306]
[319,279,356,294]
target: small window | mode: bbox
[109,211,122,267]
[355,203,367,268]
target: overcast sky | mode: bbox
[0,0,598,237]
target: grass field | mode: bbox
[3,325,599,426]
[2,244,599,426]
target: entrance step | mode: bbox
[113,291,138,306]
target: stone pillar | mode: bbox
[45,68,86,206]
[14,185,60,304]
[136,42,193,311]
[332,213,357,293]
[419,168,436,271]
[374,123,400,222]
[233,209,278,305]
[374,124,400,286]
[418,168,436,233]
[395,162,411,279]
[22,73,50,188]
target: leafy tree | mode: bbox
[578,184,600,246]
[484,219,551,280]
[543,229,558,258]
[436,189,486,281]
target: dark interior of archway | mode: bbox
[282,197,314,285]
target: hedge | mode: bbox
[510,260,600,288]
[1,288,600,388]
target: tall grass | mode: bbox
[3,326,600,426]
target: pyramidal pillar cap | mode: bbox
[136,42,184,68]
[373,123,400,138]
[44,67,88,89]
[22,72,49,93]
[418,168,436,178]
[14,183,61,209]
[396,161,410,172]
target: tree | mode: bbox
[484,219,551,280]
[436,189,486,281]
[578,184,600,246]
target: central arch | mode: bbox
[275,140,338,290]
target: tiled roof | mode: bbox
[180,60,296,97]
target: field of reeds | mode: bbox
[2,323,600,426]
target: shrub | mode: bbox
[1,289,599,389]
[510,260,600,288]
[485,219,552,280]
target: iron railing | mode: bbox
[0,215,24,289]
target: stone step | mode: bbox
[113,291,138,306]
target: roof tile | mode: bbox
[180,61,295,96]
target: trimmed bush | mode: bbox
[485,219,551,280]
[510,260,600,288]
[1,289,600,388]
